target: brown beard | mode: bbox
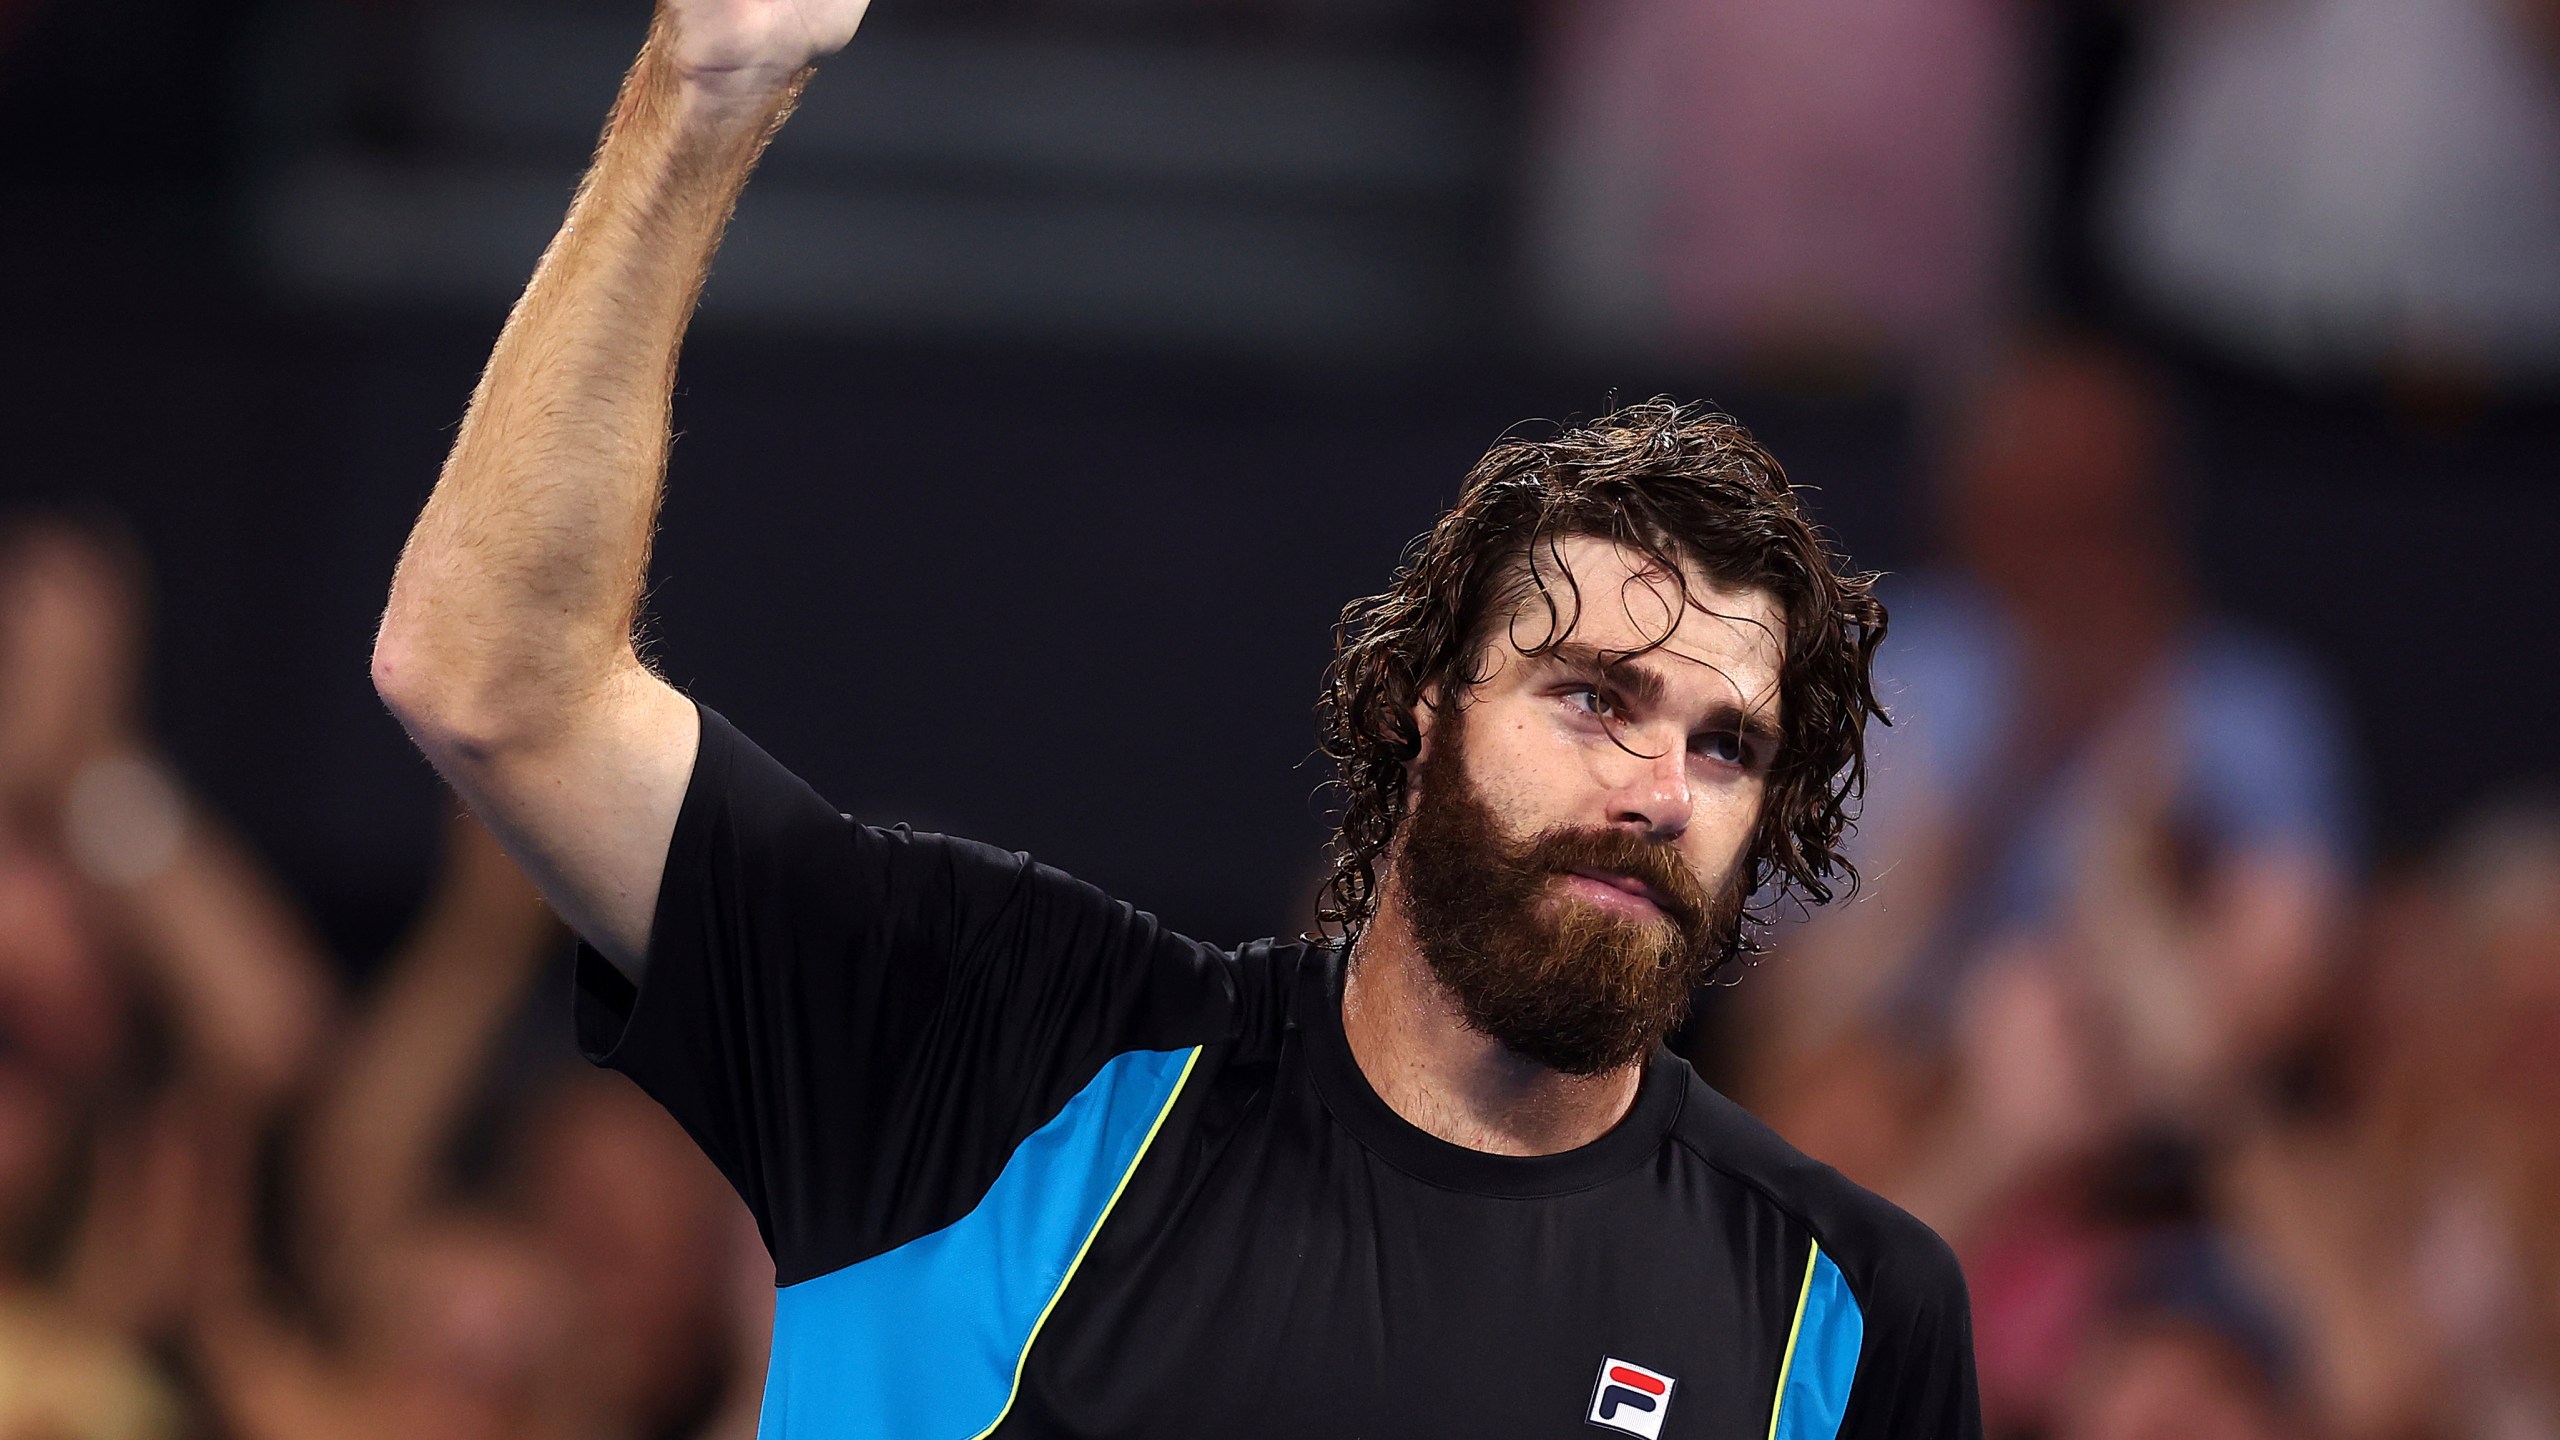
[1391,709,1748,1077]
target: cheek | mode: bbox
[1465,716,1599,826]
[1684,784,1764,875]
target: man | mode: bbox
[369,0,1981,1434]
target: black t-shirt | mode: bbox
[576,706,1981,1440]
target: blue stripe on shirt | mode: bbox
[757,1045,1200,1439]
[1772,1244,1864,1440]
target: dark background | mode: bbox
[5,0,2554,971]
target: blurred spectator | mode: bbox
[0,512,767,1440]
[1747,336,2355,1094]
[1728,337,2359,1432]
[2224,805,2560,1439]
[189,808,585,1440]
[2099,0,2560,386]
[512,1074,767,1439]
[1527,0,2027,376]
[194,810,762,1440]
[2057,1321,2294,1440]
[10,0,2560,1429]
[2051,1230,2300,1440]
[0,517,335,1438]
[1881,337,2353,1049]
[2411,808,2560,1439]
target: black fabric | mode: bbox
[573,704,1236,1285]
[578,703,1981,1439]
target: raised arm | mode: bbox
[370,0,870,971]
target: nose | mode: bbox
[1604,726,1691,840]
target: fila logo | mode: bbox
[1586,1356,1676,1438]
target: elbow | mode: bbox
[370,621,511,767]
[370,619,448,737]
[372,613,619,768]
[368,624,419,715]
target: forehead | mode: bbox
[1492,534,1786,713]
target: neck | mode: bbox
[1340,897,1645,1157]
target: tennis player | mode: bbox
[371,1,1982,1434]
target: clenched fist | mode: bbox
[660,0,873,99]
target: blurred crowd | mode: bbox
[1532,0,2560,390]
[1536,10,2560,1431]
[10,344,2556,1440]
[0,520,766,1438]
[1726,336,2560,1440]
[2,0,2557,1438]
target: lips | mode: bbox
[1567,866,1674,913]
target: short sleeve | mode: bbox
[575,704,1236,1285]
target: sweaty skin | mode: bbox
[370,3,1785,1162]
[371,0,874,973]
[1346,537,1784,1156]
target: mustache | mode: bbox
[1513,825,1710,934]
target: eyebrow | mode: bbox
[1541,642,1785,749]
[1706,699,1787,754]
[1548,641,1667,707]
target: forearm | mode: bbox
[372,0,865,967]
[374,38,804,746]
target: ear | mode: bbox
[1409,681,1446,769]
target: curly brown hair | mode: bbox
[1315,399,1889,975]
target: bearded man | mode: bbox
[368,0,1981,1434]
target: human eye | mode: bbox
[1691,729,1747,768]
[1546,671,1628,717]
